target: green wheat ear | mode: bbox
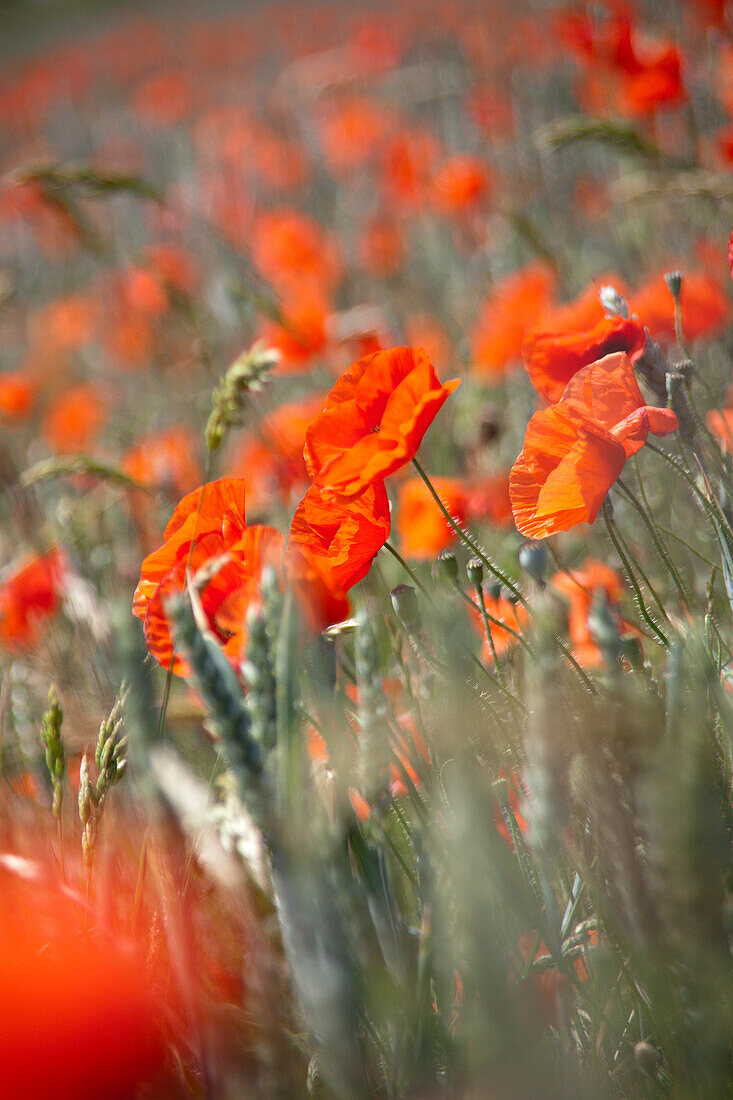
[40,685,65,821]
[204,341,279,454]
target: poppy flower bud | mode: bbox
[518,540,547,584]
[633,1041,660,1079]
[437,549,458,582]
[665,370,685,410]
[599,284,629,319]
[391,584,421,633]
[487,579,502,600]
[466,557,483,587]
[664,270,683,304]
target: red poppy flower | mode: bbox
[522,315,646,403]
[466,472,514,529]
[289,481,391,591]
[133,478,284,673]
[471,264,557,378]
[553,558,639,669]
[510,353,678,539]
[431,155,491,215]
[317,97,391,176]
[470,591,529,665]
[0,549,66,650]
[259,298,329,373]
[0,860,167,1100]
[304,346,460,498]
[43,383,106,454]
[227,393,326,513]
[122,427,202,497]
[629,272,729,342]
[707,407,733,449]
[396,476,468,559]
[536,273,629,334]
[251,208,341,298]
[0,372,36,422]
[359,216,405,279]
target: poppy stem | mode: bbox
[453,581,533,656]
[615,475,690,608]
[382,540,432,600]
[601,501,669,647]
[411,457,527,608]
[646,441,733,555]
[473,580,503,678]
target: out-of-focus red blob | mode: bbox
[0,549,66,649]
[471,264,557,378]
[0,371,36,421]
[42,382,106,453]
[629,271,730,342]
[0,861,167,1100]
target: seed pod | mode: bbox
[437,549,458,582]
[466,557,483,587]
[391,584,422,634]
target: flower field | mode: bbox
[1,0,732,1096]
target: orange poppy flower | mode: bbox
[553,558,624,639]
[552,558,638,669]
[473,591,529,663]
[619,43,685,117]
[0,549,66,650]
[0,859,167,1100]
[466,472,514,528]
[260,298,328,373]
[132,69,194,126]
[396,476,468,559]
[380,130,441,207]
[629,272,729,342]
[404,313,451,370]
[317,97,391,176]
[289,481,391,591]
[122,427,202,497]
[359,216,405,279]
[471,264,557,378]
[510,353,678,539]
[251,208,341,298]
[707,407,733,449]
[146,243,199,295]
[304,346,460,498]
[133,478,284,673]
[227,393,326,513]
[522,315,646,403]
[43,383,106,453]
[431,155,491,215]
[0,372,36,422]
[538,273,629,334]
[118,266,170,319]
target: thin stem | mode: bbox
[474,582,502,679]
[617,474,690,607]
[555,637,598,694]
[647,440,733,554]
[382,540,432,600]
[602,501,669,647]
[411,457,527,608]
[656,523,717,568]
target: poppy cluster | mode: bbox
[134,346,459,673]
